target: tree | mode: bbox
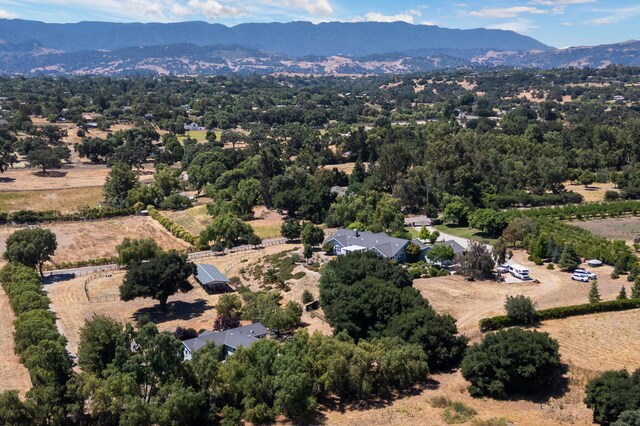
[26,146,69,173]
[418,226,430,241]
[589,280,602,303]
[301,290,313,304]
[303,244,313,263]
[504,295,537,325]
[4,228,57,276]
[585,369,640,425]
[281,219,302,241]
[104,162,139,208]
[216,294,242,319]
[502,217,534,247]
[457,241,494,281]
[443,201,469,226]
[579,170,596,188]
[116,238,161,267]
[120,253,195,310]
[428,230,440,245]
[262,301,302,335]
[613,410,640,426]
[558,243,581,271]
[300,223,324,247]
[200,213,257,248]
[0,390,32,425]
[461,328,562,399]
[427,244,455,264]
[405,242,422,262]
[632,280,640,299]
[78,315,123,375]
[493,237,508,265]
[618,286,628,300]
[469,209,508,237]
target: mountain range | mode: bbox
[0,19,638,76]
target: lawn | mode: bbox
[434,223,497,244]
[178,130,220,143]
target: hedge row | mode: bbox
[0,206,134,224]
[479,299,640,332]
[0,263,71,389]
[513,200,640,221]
[490,191,584,209]
[147,206,202,248]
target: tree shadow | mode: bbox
[34,170,67,178]
[497,363,571,404]
[42,273,76,285]
[0,177,15,183]
[132,299,214,324]
[319,379,440,416]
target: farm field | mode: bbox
[48,243,300,356]
[164,205,284,239]
[573,216,640,244]
[0,166,110,191]
[0,287,32,396]
[0,216,190,265]
[0,187,104,212]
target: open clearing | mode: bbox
[48,243,300,356]
[322,162,356,175]
[164,205,284,239]
[573,216,640,244]
[0,187,104,212]
[0,287,32,396]
[0,216,190,265]
[0,166,110,191]
[565,181,618,203]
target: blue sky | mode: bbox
[0,0,638,48]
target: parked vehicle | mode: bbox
[509,264,531,280]
[497,265,510,273]
[574,268,597,279]
[571,273,590,282]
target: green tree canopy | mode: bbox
[116,237,161,267]
[4,228,57,276]
[104,162,140,208]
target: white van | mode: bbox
[509,264,531,280]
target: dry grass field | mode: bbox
[0,287,32,396]
[0,216,190,265]
[0,166,110,191]
[322,162,356,175]
[573,216,640,244]
[0,187,104,212]
[164,205,284,239]
[565,181,618,203]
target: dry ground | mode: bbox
[0,166,110,191]
[565,182,618,203]
[322,162,356,175]
[416,250,627,340]
[0,287,32,396]
[0,187,104,212]
[48,243,301,356]
[0,216,190,265]
[573,216,640,244]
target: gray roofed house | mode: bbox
[441,240,466,255]
[323,228,411,262]
[195,264,229,292]
[330,186,348,197]
[182,323,268,360]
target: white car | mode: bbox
[571,273,590,282]
[497,265,510,273]
[574,268,597,279]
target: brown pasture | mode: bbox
[0,287,32,396]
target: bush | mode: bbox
[585,369,640,425]
[504,295,536,325]
[301,290,313,304]
[461,328,561,399]
[159,194,192,210]
[13,309,63,357]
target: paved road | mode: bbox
[43,237,287,280]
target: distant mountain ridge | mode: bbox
[0,20,638,76]
[0,19,552,57]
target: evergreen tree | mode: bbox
[588,280,601,304]
[419,225,430,241]
[618,286,628,300]
[632,280,640,299]
[558,243,580,271]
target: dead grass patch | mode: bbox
[573,216,640,244]
[0,287,32,396]
[0,187,104,212]
[564,181,618,203]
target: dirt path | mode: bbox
[0,287,32,396]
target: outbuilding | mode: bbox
[195,264,230,292]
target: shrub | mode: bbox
[461,328,561,399]
[584,369,640,425]
[159,194,192,210]
[13,309,63,356]
[301,290,313,304]
[442,402,477,424]
[504,295,536,325]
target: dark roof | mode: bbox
[442,240,466,255]
[183,323,268,352]
[323,229,409,258]
[195,264,229,286]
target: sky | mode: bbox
[0,0,638,48]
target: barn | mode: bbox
[195,264,230,292]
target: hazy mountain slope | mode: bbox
[0,19,552,56]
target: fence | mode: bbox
[187,238,288,263]
[84,269,125,303]
[43,264,120,278]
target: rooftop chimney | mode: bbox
[355,228,359,237]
